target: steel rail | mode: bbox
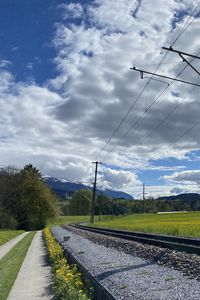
[67,224,200,255]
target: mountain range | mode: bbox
[157,193,200,201]
[43,176,134,200]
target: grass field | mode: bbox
[93,212,200,237]
[0,231,35,300]
[0,230,24,246]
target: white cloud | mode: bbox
[164,170,200,185]
[58,3,84,19]
[98,167,142,191]
[26,62,33,70]
[143,184,199,199]
[0,0,199,197]
[0,60,12,68]
[51,0,200,166]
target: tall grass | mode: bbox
[94,212,200,237]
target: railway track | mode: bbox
[67,223,200,255]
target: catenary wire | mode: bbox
[102,48,200,161]
[139,84,198,146]
[98,3,200,160]
[170,2,200,47]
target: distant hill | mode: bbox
[43,176,134,200]
[157,193,200,201]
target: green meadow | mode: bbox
[45,212,200,237]
[93,212,200,237]
[0,230,24,246]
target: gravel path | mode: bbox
[52,226,200,300]
[0,232,29,260]
[67,225,200,279]
[8,231,54,300]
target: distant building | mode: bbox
[66,190,73,200]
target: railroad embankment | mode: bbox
[52,226,200,300]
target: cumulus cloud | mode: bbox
[58,3,84,19]
[164,170,200,185]
[98,167,142,191]
[51,0,200,167]
[0,0,199,197]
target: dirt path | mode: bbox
[7,231,54,300]
[0,232,29,260]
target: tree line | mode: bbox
[61,189,200,216]
[0,164,59,230]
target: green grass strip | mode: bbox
[0,230,24,246]
[0,231,35,300]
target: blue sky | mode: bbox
[0,0,63,83]
[0,0,200,198]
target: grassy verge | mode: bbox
[0,231,35,300]
[93,212,200,237]
[44,228,91,300]
[47,215,96,228]
[0,230,24,246]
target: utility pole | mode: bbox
[143,182,145,213]
[99,191,102,221]
[90,161,100,224]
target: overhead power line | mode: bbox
[170,3,200,47]
[98,4,200,161]
[136,61,180,68]
[131,66,200,87]
[147,84,200,161]
[141,104,179,144]
[163,46,200,76]
[132,47,200,87]
[139,83,198,146]
[151,116,200,163]
[103,48,200,161]
[163,47,200,60]
[101,84,148,152]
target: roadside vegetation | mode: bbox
[0,164,59,230]
[0,232,35,300]
[93,212,200,237]
[43,228,91,300]
[0,230,24,246]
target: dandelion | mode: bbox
[43,228,90,300]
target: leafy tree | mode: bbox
[69,189,92,215]
[0,203,17,229]
[0,164,59,230]
[0,166,22,221]
[18,165,59,230]
[22,164,42,178]
[60,201,70,216]
[96,193,113,214]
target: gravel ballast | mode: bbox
[66,225,200,279]
[52,226,200,300]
